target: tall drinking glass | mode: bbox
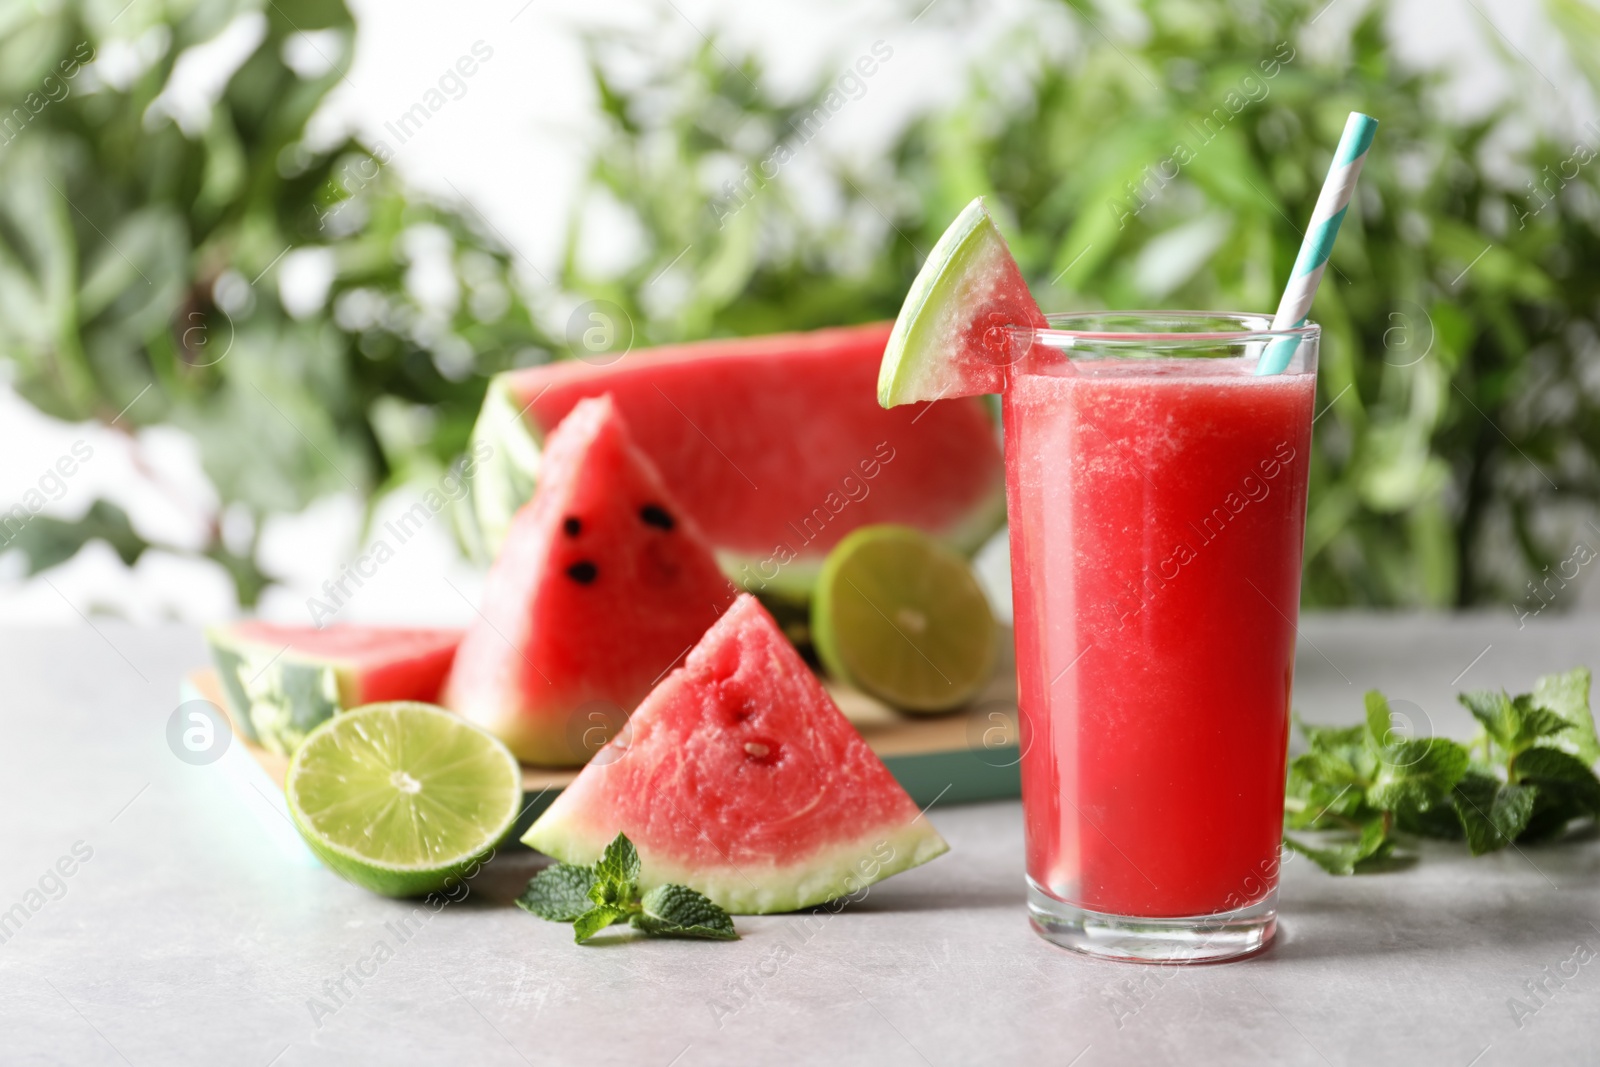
[1004,312,1319,963]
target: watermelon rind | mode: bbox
[524,817,948,915]
[206,628,355,755]
[464,375,547,564]
[877,196,1040,408]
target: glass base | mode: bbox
[1027,882,1277,964]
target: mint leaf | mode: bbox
[516,863,598,922]
[1451,773,1537,855]
[1285,817,1392,876]
[594,833,642,889]
[1300,722,1368,750]
[631,884,739,940]
[1531,668,1600,765]
[517,834,738,945]
[1519,788,1594,842]
[1511,695,1572,746]
[1460,689,1520,751]
[1364,690,1396,749]
[1512,746,1600,816]
[573,905,631,943]
[1295,668,1600,877]
[1396,791,1467,840]
[1368,737,1470,811]
[1292,749,1368,790]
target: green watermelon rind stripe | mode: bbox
[523,812,950,915]
[877,197,1009,408]
[207,643,259,742]
[465,375,547,564]
[205,628,361,756]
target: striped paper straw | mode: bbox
[1255,111,1379,375]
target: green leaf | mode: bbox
[631,884,739,940]
[1396,792,1467,840]
[1284,818,1392,876]
[594,833,642,887]
[1530,668,1600,766]
[1,499,149,575]
[589,833,642,909]
[1460,689,1519,751]
[516,864,598,922]
[1512,746,1600,816]
[572,905,630,944]
[1363,690,1395,748]
[1367,737,1470,811]
[1300,722,1368,750]
[1451,773,1537,855]
[1510,695,1572,746]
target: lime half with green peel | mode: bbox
[812,525,997,713]
[877,196,1047,408]
[286,702,523,898]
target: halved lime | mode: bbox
[286,702,522,898]
[877,196,1046,408]
[812,525,997,713]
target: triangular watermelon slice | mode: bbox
[206,623,462,756]
[444,395,737,765]
[522,594,949,913]
[877,196,1048,407]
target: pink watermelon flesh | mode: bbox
[445,395,738,766]
[948,256,1050,396]
[222,622,462,703]
[484,323,1004,592]
[522,594,949,913]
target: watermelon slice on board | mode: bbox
[444,395,738,766]
[877,196,1048,407]
[465,323,1005,598]
[522,594,950,913]
[206,623,462,756]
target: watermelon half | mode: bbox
[466,323,1005,598]
[206,623,462,756]
[523,594,950,913]
[877,196,1048,407]
[444,395,738,766]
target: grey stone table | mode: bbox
[2,614,1598,1066]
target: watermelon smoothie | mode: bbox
[1004,313,1317,962]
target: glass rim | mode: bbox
[1028,310,1321,348]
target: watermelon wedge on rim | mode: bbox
[206,623,462,756]
[466,323,1005,597]
[444,395,738,766]
[877,196,1048,408]
[522,594,949,914]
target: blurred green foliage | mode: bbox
[0,0,550,603]
[5,0,1600,611]
[567,0,1600,608]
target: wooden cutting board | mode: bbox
[185,628,1021,828]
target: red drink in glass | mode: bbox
[1004,313,1317,962]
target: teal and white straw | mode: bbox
[1255,111,1378,376]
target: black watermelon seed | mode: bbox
[566,561,598,584]
[640,504,675,530]
[562,517,582,537]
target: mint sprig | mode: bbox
[1287,668,1600,874]
[516,833,738,943]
